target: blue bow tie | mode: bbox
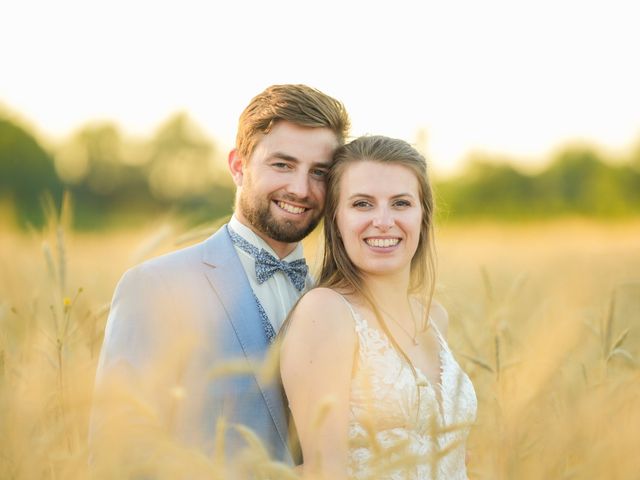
[254,249,308,291]
[228,226,309,291]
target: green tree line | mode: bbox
[1,114,234,229]
[1,113,639,229]
[436,147,640,220]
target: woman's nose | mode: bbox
[372,208,393,230]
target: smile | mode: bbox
[365,238,400,248]
[276,201,307,215]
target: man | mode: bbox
[90,85,350,473]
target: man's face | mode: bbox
[230,121,339,252]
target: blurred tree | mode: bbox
[436,144,640,222]
[146,112,229,200]
[613,163,640,215]
[627,139,640,210]
[539,147,625,216]
[49,114,235,229]
[0,118,62,227]
[55,122,147,194]
[630,137,640,173]
[144,113,234,224]
[52,122,155,228]
[5,108,635,229]
[437,155,535,220]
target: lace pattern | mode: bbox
[344,301,477,480]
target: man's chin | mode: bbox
[264,217,319,244]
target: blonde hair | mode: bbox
[235,84,350,161]
[319,136,437,380]
[320,136,435,293]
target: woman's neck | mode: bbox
[359,270,412,314]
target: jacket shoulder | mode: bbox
[122,224,231,281]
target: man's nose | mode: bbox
[286,171,310,199]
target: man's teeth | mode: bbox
[366,238,400,248]
[278,201,305,214]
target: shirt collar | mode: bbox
[229,214,304,262]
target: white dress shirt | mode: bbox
[228,215,311,332]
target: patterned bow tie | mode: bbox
[228,226,309,291]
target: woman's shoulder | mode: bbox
[301,286,347,303]
[284,288,355,339]
[281,287,357,358]
[295,287,353,316]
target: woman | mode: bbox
[280,136,477,479]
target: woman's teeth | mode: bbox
[365,238,400,248]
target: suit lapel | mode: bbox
[201,225,291,458]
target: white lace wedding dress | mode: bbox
[342,299,477,480]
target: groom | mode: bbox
[91,84,350,466]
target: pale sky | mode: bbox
[2,0,639,175]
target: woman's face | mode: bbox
[335,160,422,279]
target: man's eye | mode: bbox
[311,169,328,178]
[273,162,291,169]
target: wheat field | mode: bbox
[1,216,639,479]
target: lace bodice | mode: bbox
[344,300,477,480]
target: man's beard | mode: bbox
[238,191,322,243]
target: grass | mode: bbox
[0,215,639,479]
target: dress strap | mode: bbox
[336,293,359,320]
[335,293,371,332]
[428,316,451,354]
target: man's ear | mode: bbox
[228,149,244,186]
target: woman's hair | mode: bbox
[235,84,350,161]
[319,135,436,299]
[317,135,437,384]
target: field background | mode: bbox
[3,1,640,475]
[1,216,639,479]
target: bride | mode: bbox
[280,136,477,479]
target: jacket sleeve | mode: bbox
[89,262,185,470]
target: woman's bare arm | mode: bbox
[280,288,356,479]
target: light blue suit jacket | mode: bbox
[91,225,292,463]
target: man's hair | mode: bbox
[235,84,350,160]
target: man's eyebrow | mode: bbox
[311,162,331,169]
[268,153,331,169]
[269,152,298,162]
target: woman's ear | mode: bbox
[228,149,244,187]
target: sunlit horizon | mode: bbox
[2,0,639,176]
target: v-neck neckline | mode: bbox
[344,298,447,419]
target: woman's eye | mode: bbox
[394,200,411,207]
[353,200,371,208]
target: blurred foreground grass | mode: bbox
[1,217,639,479]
